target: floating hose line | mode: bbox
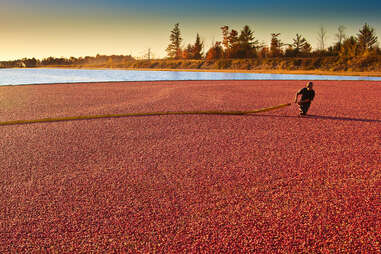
[0,103,291,126]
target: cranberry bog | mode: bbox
[1,80,380,252]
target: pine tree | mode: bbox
[301,41,312,55]
[228,25,259,58]
[239,25,258,47]
[166,23,183,59]
[220,26,230,50]
[292,34,310,56]
[228,30,239,48]
[192,33,203,59]
[357,23,378,53]
[237,25,259,58]
[226,29,239,58]
[182,44,194,59]
[270,33,283,57]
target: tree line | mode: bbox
[166,23,379,60]
[1,23,380,72]
[0,54,135,68]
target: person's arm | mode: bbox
[294,93,300,103]
[295,88,304,103]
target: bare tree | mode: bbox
[335,25,346,45]
[317,26,327,50]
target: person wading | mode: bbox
[294,81,315,116]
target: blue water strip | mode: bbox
[1,68,381,86]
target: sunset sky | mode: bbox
[1,0,380,60]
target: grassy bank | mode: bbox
[3,56,381,76]
[44,56,381,75]
[44,66,381,77]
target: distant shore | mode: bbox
[3,54,381,77]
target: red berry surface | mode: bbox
[1,80,380,253]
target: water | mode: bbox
[1,68,381,86]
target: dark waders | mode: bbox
[299,102,311,115]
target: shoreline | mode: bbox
[2,80,381,90]
[13,66,381,77]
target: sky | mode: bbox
[1,0,381,60]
